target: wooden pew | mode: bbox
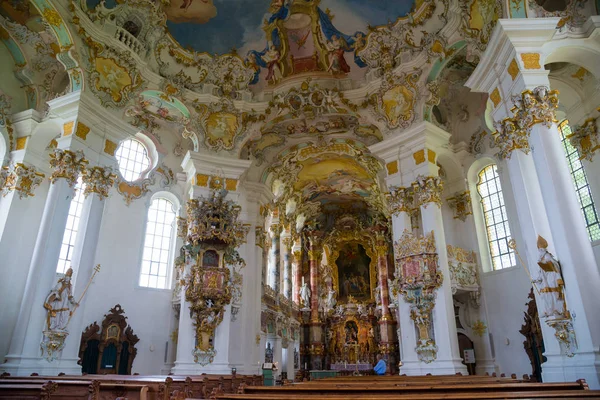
[0,381,57,400]
[0,372,263,399]
[0,379,89,399]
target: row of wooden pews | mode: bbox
[0,372,262,399]
[216,374,600,400]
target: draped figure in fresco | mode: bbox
[325,35,351,74]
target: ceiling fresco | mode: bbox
[87,0,419,86]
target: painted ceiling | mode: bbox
[90,0,417,55]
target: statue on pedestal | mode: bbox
[44,268,77,331]
[300,281,311,310]
[534,236,567,319]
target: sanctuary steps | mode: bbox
[216,375,600,400]
[0,372,262,399]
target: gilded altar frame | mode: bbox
[323,227,377,302]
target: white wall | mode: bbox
[480,266,533,377]
[78,189,175,375]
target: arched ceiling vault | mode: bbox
[264,139,387,232]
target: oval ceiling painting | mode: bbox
[87,0,418,86]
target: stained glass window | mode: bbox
[558,120,600,241]
[139,198,176,289]
[477,165,516,270]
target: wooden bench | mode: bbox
[0,379,90,399]
[0,372,263,399]
[0,381,57,400]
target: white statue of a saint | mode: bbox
[326,287,337,310]
[374,283,382,307]
[300,281,311,309]
[534,236,567,319]
[44,268,77,331]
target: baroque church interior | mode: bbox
[2,0,600,397]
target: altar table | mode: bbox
[330,362,373,372]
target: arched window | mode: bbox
[558,120,600,241]
[476,165,516,270]
[139,197,176,289]
[56,177,86,274]
[115,138,150,182]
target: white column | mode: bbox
[391,210,420,372]
[420,200,468,375]
[272,336,283,381]
[0,167,49,363]
[1,178,78,375]
[284,345,294,381]
[60,191,108,372]
[172,278,197,373]
[529,122,600,386]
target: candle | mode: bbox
[304,362,307,370]
[302,276,305,285]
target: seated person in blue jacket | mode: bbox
[374,354,387,375]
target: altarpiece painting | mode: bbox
[336,243,372,302]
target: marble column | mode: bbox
[1,149,88,376]
[374,228,396,374]
[414,176,467,375]
[270,225,282,294]
[307,232,323,370]
[281,231,292,299]
[292,240,302,304]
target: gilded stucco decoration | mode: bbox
[412,175,443,208]
[116,176,155,206]
[570,117,600,161]
[459,0,502,60]
[356,0,446,72]
[0,163,45,199]
[176,188,248,364]
[372,70,422,130]
[49,149,88,187]
[386,186,414,216]
[446,191,473,221]
[493,86,559,160]
[493,117,530,159]
[0,92,14,151]
[526,0,588,31]
[82,166,117,200]
[243,80,381,164]
[76,26,145,107]
[446,245,480,294]
[392,230,443,363]
[193,99,250,152]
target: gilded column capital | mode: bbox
[570,117,600,162]
[493,117,531,160]
[493,86,560,160]
[49,149,88,187]
[82,166,117,200]
[446,191,472,222]
[1,163,45,199]
[412,175,443,208]
[386,186,414,215]
[308,249,322,262]
[511,86,559,129]
[281,237,292,249]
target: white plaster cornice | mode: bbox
[181,151,252,181]
[369,121,451,163]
